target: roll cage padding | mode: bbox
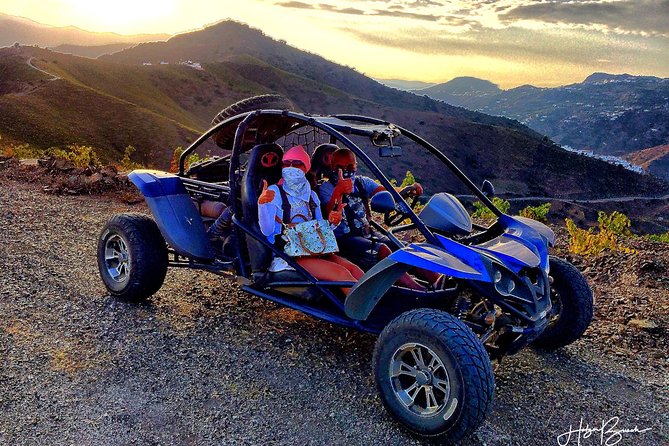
[241,143,284,272]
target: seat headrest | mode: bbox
[246,143,283,189]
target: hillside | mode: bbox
[0,47,202,166]
[100,21,535,136]
[48,43,136,58]
[623,144,669,181]
[0,22,666,198]
[0,13,167,48]
[420,74,669,160]
[419,77,501,97]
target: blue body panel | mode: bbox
[495,215,551,273]
[383,215,552,281]
[128,170,215,261]
[391,241,491,282]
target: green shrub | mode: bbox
[565,211,635,257]
[519,202,551,222]
[597,210,632,236]
[646,232,669,243]
[399,170,416,188]
[472,197,510,219]
[47,145,100,168]
[118,145,143,171]
[169,146,203,173]
[2,143,45,159]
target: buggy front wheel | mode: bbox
[532,256,593,349]
[373,309,494,441]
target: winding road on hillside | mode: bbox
[26,57,61,81]
[457,192,669,204]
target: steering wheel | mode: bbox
[384,195,420,226]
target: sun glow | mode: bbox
[60,0,178,34]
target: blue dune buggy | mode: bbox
[97,95,593,442]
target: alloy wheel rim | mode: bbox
[390,342,452,417]
[104,234,130,283]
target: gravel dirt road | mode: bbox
[1,178,667,445]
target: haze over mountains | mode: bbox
[415,74,669,163]
[0,13,167,48]
[0,18,666,200]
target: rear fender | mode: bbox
[128,170,214,261]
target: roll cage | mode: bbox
[176,110,506,332]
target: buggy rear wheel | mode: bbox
[373,309,494,441]
[97,213,168,301]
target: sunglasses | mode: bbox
[334,164,357,178]
[282,160,305,168]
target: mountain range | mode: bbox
[0,18,666,200]
[0,13,167,48]
[417,74,669,164]
[374,78,435,91]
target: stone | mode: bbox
[627,319,659,331]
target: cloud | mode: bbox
[274,1,441,21]
[372,9,441,21]
[275,1,313,9]
[501,0,669,37]
[339,24,669,69]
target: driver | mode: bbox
[318,148,430,290]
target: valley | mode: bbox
[413,74,669,176]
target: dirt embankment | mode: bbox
[0,172,667,445]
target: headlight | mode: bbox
[494,268,517,296]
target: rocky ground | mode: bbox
[0,173,667,446]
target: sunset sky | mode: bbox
[1,0,668,88]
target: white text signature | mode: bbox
[557,417,651,446]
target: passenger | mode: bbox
[319,148,439,290]
[258,145,364,295]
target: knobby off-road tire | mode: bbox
[532,256,594,350]
[373,309,494,442]
[211,94,295,149]
[97,213,168,301]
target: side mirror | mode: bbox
[370,191,396,213]
[481,180,495,198]
[379,146,402,157]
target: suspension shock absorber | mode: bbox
[450,295,471,318]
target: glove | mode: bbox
[400,182,423,197]
[333,169,353,197]
[411,182,424,196]
[258,180,275,205]
[328,202,347,226]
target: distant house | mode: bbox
[160,61,169,65]
[142,62,153,66]
[179,60,203,70]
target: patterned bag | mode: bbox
[282,219,339,257]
